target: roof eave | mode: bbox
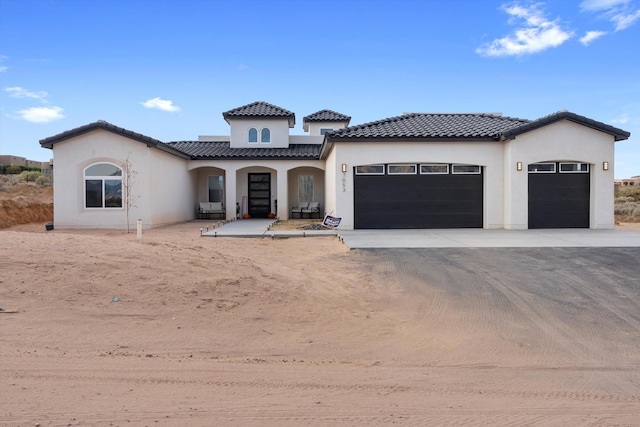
[324,136,501,143]
[39,121,165,149]
[501,112,631,141]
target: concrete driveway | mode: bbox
[337,228,639,249]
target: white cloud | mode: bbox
[580,30,608,45]
[611,9,640,29]
[580,0,630,11]
[580,0,640,31]
[611,113,629,124]
[476,3,574,57]
[16,106,65,123]
[141,97,180,112]
[0,55,8,72]
[5,86,49,102]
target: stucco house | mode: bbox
[40,101,630,230]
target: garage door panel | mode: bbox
[354,170,483,229]
[528,167,589,229]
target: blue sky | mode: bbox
[0,0,638,178]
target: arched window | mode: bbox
[260,128,270,143]
[248,128,258,143]
[84,162,123,208]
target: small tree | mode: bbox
[120,156,140,233]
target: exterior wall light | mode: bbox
[603,161,609,171]
[516,162,523,171]
[342,163,347,173]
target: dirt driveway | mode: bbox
[1,227,639,426]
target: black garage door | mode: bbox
[528,162,590,228]
[354,164,483,229]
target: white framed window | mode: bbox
[452,164,481,174]
[260,128,271,143]
[298,175,314,204]
[560,162,589,173]
[355,165,385,175]
[388,164,417,175]
[420,164,449,174]
[248,128,258,143]
[84,162,123,209]
[528,163,556,173]
[208,175,224,203]
[320,128,333,135]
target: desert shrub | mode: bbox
[21,170,42,182]
[615,196,635,203]
[36,175,53,186]
[614,201,640,216]
[617,186,640,200]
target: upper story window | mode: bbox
[84,162,123,209]
[320,128,333,135]
[248,128,258,143]
[260,128,270,143]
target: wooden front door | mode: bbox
[248,173,271,218]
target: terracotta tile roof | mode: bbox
[222,101,295,127]
[327,113,531,141]
[168,141,321,160]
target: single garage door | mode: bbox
[528,162,590,228]
[354,163,483,229]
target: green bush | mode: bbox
[5,165,22,174]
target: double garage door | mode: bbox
[354,164,483,229]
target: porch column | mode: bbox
[276,166,288,220]
[225,168,236,221]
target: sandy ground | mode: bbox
[1,222,639,426]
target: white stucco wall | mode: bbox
[328,140,506,230]
[505,120,616,229]
[306,121,349,136]
[148,149,196,226]
[228,118,291,148]
[50,129,192,229]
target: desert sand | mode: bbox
[1,222,639,426]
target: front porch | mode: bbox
[191,162,325,221]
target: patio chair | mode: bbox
[302,201,320,219]
[198,202,226,219]
[291,202,309,219]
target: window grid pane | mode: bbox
[560,163,589,173]
[85,180,103,207]
[388,164,417,175]
[355,165,385,175]
[298,175,314,203]
[528,163,556,173]
[452,164,481,174]
[248,128,258,143]
[420,164,449,174]
[261,128,270,143]
[104,180,122,208]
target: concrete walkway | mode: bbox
[200,220,639,248]
[200,219,337,238]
